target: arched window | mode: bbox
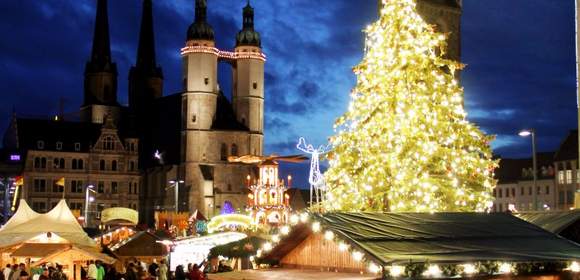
[220,143,227,161]
[78,159,84,170]
[231,144,238,156]
[34,157,41,168]
[41,158,46,168]
[72,159,77,169]
[111,160,117,171]
[59,158,65,169]
[100,160,105,171]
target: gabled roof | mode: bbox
[516,210,580,234]
[266,212,580,265]
[495,152,555,183]
[0,199,96,249]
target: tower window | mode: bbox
[231,144,238,156]
[74,143,81,151]
[253,82,258,90]
[56,142,63,150]
[192,115,197,123]
[204,78,209,85]
[220,143,228,161]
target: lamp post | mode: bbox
[519,129,537,211]
[84,185,95,227]
[168,180,184,212]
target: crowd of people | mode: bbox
[0,258,220,280]
[1,263,67,280]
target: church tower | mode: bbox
[81,0,121,124]
[233,1,264,156]
[129,0,163,113]
[182,0,218,132]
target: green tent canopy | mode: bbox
[265,212,580,266]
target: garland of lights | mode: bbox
[251,212,580,278]
[180,46,267,61]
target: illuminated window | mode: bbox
[566,170,572,184]
[558,171,565,184]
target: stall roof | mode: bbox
[516,210,580,234]
[266,212,580,265]
[11,243,70,258]
[0,199,95,248]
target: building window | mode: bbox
[499,204,503,212]
[69,202,83,210]
[566,170,573,184]
[129,161,135,171]
[111,160,117,171]
[56,142,63,150]
[511,188,515,197]
[558,170,565,184]
[70,180,83,193]
[74,143,81,151]
[505,189,509,198]
[33,179,46,193]
[192,114,197,123]
[34,157,46,169]
[53,158,65,169]
[520,187,524,196]
[52,179,64,193]
[253,82,258,90]
[37,141,44,149]
[492,189,496,197]
[220,143,228,161]
[204,77,209,85]
[103,136,114,150]
[100,160,106,171]
[568,191,575,204]
[231,144,238,157]
[498,189,502,198]
[111,182,118,194]
[545,185,550,195]
[97,181,105,193]
[32,202,47,212]
[577,169,580,183]
[528,186,532,195]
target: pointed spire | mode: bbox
[187,0,214,41]
[136,0,157,69]
[236,0,260,47]
[90,0,112,65]
[195,0,208,23]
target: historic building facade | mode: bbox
[1,0,463,226]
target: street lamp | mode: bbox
[519,129,537,211]
[168,180,184,212]
[84,185,95,227]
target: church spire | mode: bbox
[236,0,260,47]
[136,0,157,69]
[83,0,118,108]
[90,0,112,67]
[187,0,214,41]
[129,0,163,111]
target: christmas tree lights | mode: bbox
[323,0,497,212]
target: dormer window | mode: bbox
[103,136,114,150]
[74,143,81,151]
[56,142,63,150]
[37,141,44,149]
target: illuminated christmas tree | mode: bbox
[324,0,497,213]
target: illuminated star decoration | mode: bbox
[153,150,165,165]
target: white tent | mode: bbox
[0,199,39,232]
[0,199,96,249]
